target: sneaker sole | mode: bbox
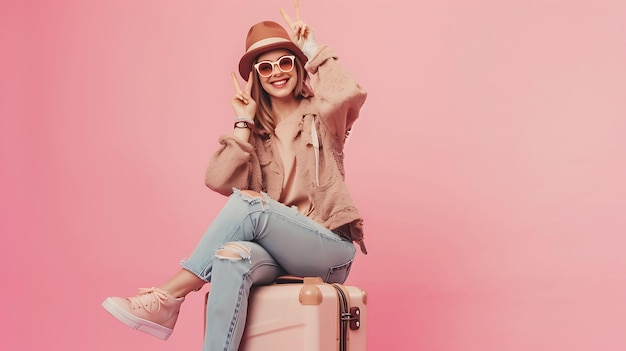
[102,297,173,340]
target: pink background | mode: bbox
[2,0,625,350]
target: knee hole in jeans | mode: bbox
[239,190,264,201]
[215,242,251,261]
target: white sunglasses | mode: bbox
[254,55,296,77]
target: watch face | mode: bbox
[235,121,249,129]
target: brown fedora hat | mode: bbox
[238,21,308,80]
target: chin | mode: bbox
[273,91,295,99]
[269,87,297,99]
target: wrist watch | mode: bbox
[234,121,252,129]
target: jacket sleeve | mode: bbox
[305,45,367,142]
[204,134,255,196]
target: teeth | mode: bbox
[272,79,287,86]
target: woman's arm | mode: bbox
[281,3,367,142]
[306,46,367,141]
[204,134,254,196]
[205,72,258,196]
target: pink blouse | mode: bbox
[273,115,312,215]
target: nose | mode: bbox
[270,62,284,76]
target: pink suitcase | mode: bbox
[205,277,367,351]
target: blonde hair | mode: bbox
[250,55,310,135]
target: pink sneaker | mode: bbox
[102,287,184,340]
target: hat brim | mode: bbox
[238,40,308,81]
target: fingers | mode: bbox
[281,13,307,41]
[299,23,308,39]
[280,8,294,29]
[231,71,248,104]
[294,0,301,21]
[231,71,242,94]
[281,0,303,32]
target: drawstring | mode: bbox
[310,117,321,187]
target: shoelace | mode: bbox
[127,287,169,313]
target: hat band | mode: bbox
[246,37,292,53]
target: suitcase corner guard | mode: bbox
[299,277,324,305]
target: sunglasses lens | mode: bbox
[257,62,273,77]
[279,56,294,72]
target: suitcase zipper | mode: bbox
[332,284,348,351]
[332,284,362,351]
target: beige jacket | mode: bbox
[204,45,368,254]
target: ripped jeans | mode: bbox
[181,189,356,351]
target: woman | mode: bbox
[102,3,367,350]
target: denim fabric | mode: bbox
[181,189,356,351]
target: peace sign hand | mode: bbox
[230,71,256,120]
[280,0,316,53]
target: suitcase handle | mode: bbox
[273,275,324,284]
[273,275,304,284]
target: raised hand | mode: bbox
[280,0,314,49]
[230,71,256,119]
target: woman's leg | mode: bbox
[202,241,284,351]
[158,269,205,298]
[101,190,267,341]
[182,189,356,351]
[182,189,356,284]
[104,189,356,348]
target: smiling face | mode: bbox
[255,49,299,100]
